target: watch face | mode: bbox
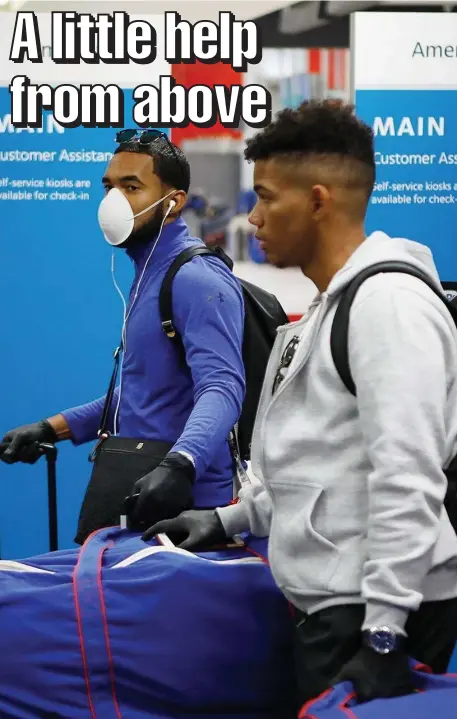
[369,628,397,654]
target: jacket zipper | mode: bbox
[256,297,329,487]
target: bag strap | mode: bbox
[159,245,232,340]
[95,345,122,439]
[73,527,123,717]
[330,261,457,396]
[159,245,249,492]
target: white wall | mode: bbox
[234,261,316,316]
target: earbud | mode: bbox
[168,199,176,210]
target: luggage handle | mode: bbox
[0,441,58,552]
[38,442,58,552]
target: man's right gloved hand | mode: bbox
[0,420,58,464]
[333,645,415,704]
[142,509,228,550]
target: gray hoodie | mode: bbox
[218,231,457,635]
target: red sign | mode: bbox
[170,61,243,146]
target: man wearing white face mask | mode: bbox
[1,130,246,538]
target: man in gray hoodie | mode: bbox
[144,101,457,707]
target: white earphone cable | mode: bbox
[112,202,175,435]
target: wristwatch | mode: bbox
[362,626,404,655]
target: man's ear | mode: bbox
[310,184,330,219]
[169,190,187,215]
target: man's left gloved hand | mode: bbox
[333,645,416,704]
[126,452,195,529]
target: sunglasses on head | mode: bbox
[115,128,168,145]
[115,129,184,183]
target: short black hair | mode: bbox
[114,137,191,193]
[244,100,375,200]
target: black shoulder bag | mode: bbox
[74,345,173,545]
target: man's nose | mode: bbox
[248,208,261,227]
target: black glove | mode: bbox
[333,646,416,703]
[142,509,227,550]
[127,452,195,529]
[0,420,58,465]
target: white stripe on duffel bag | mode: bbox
[112,535,265,569]
[0,560,55,574]
[112,546,264,569]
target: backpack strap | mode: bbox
[330,261,457,396]
[159,245,232,342]
[158,245,247,491]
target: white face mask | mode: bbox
[97,187,174,246]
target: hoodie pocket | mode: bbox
[268,481,340,596]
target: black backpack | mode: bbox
[330,261,457,533]
[159,245,289,461]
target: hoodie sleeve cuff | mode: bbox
[216,502,250,537]
[362,601,409,636]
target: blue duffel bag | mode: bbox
[0,528,296,719]
[298,662,457,719]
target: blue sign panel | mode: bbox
[0,87,168,557]
[356,89,457,280]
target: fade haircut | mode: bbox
[114,137,191,193]
[244,100,375,214]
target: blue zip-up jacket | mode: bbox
[62,217,245,507]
